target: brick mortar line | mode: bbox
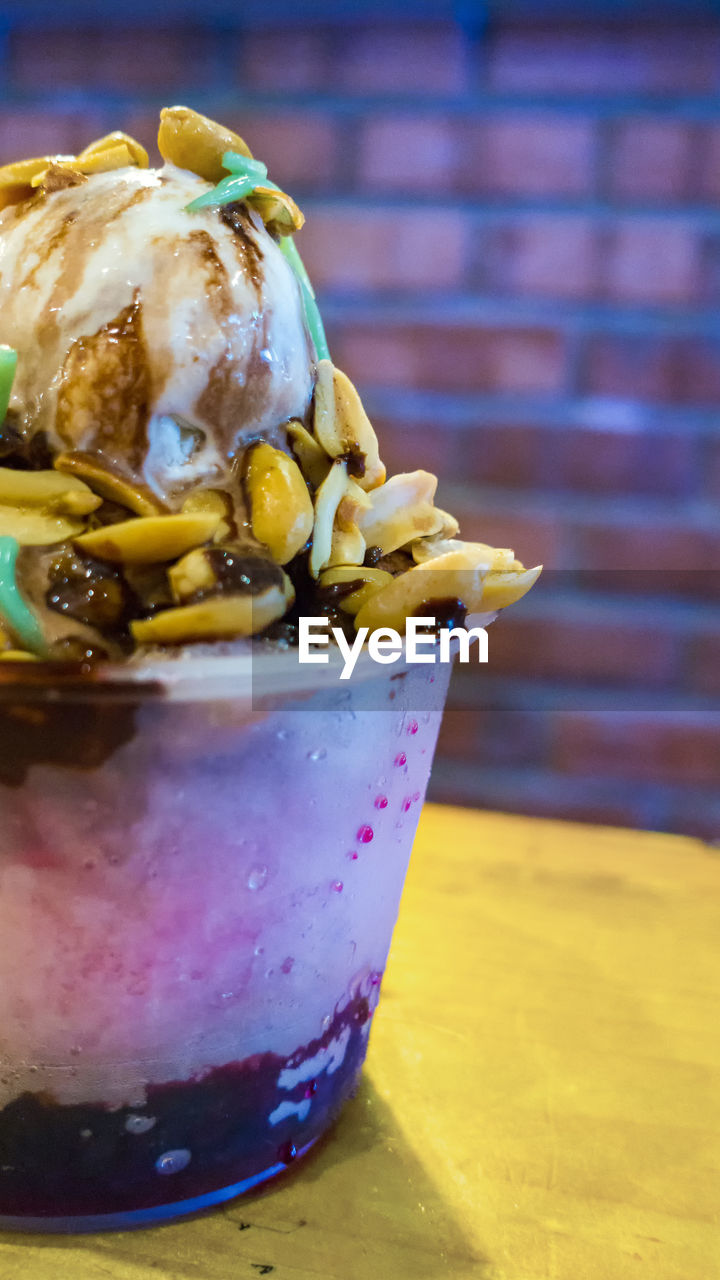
[359,389,720,434]
[321,299,720,337]
[431,759,720,805]
[428,759,714,829]
[301,194,720,221]
[440,479,720,527]
[487,588,720,628]
[446,675,720,714]
[7,87,720,119]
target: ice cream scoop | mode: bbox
[0,163,314,506]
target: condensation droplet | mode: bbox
[357,824,374,844]
[407,720,419,736]
[394,752,407,767]
[346,850,359,861]
[307,747,327,761]
[155,1148,191,1175]
[125,1113,156,1135]
[402,797,412,812]
[331,880,344,893]
[374,795,388,810]
[280,956,294,974]
[247,865,268,891]
[254,945,265,957]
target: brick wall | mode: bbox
[0,10,718,837]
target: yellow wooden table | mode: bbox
[0,805,718,1280]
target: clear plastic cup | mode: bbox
[0,650,451,1231]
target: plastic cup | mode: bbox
[0,650,451,1231]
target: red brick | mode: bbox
[429,764,653,831]
[480,217,598,300]
[232,113,341,192]
[10,26,213,93]
[239,30,332,92]
[448,501,564,569]
[608,119,700,203]
[370,417,461,483]
[331,322,568,396]
[453,424,548,491]
[584,334,720,405]
[688,634,720,695]
[601,220,702,305]
[461,115,597,198]
[570,521,720,602]
[548,426,697,497]
[357,116,458,193]
[297,208,466,293]
[552,713,720,786]
[438,701,550,768]
[0,109,109,164]
[664,796,720,841]
[456,423,697,497]
[706,439,720,500]
[338,24,469,96]
[487,26,720,95]
[698,125,720,204]
[573,519,720,572]
[485,614,680,685]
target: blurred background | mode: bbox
[0,0,718,836]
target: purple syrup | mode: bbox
[374,795,388,810]
[394,752,407,767]
[357,825,374,844]
[0,985,380,1217]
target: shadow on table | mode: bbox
[0,1078,490,1280]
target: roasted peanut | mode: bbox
[313,361,385,491]
[245,442,314,565]
[158,106,252,183]
[74,512,220,565]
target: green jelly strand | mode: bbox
[279,237,330,363]
[0,536,46,656]
[0,346,17,423]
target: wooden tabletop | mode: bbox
[1,805,718,1280]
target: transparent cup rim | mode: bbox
[0,613,495,704]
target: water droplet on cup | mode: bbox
[254,945,265,957]
[278,1140,297,1164]
[357,825,374,844]
[331,880,344,893]
[347,850,359,861]
[280,956,294,973]
[155,1149,191,1175]
[407,720,419,736]
[307,747,327,761]
[125,1113,156,1135]
[247,865,268,891]
[394,752,407,767]
[374,795,388,810]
